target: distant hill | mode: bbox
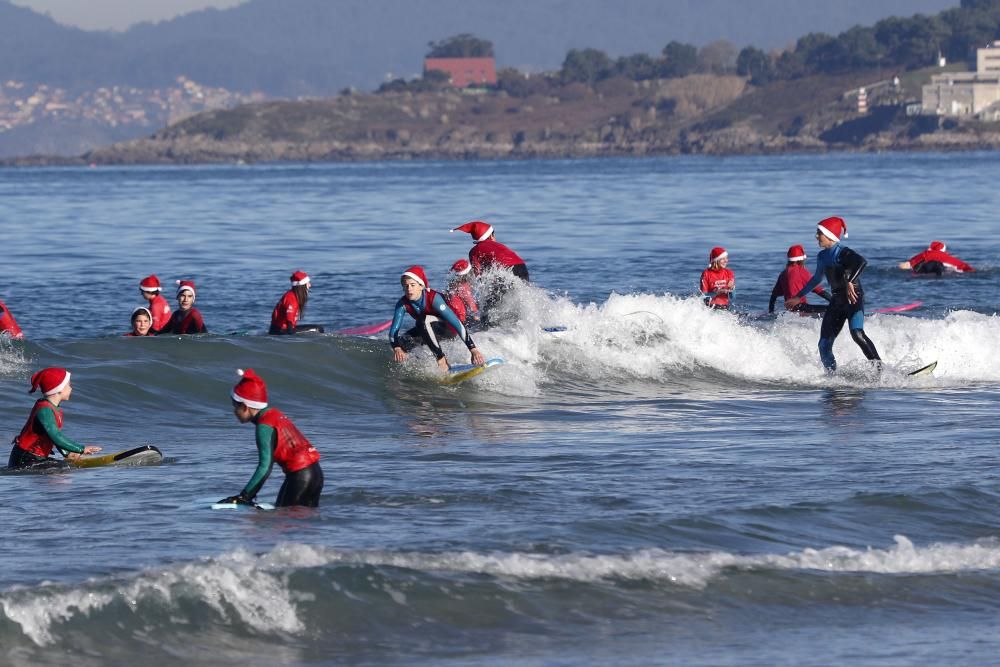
[0,0,959,95]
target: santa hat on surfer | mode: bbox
[231,368,268,409]
[451,221,494,243]
[816,216,848,243]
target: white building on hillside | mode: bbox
[922,41,1000,119]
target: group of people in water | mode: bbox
[3,220,530,510]
[2,216,976,507]
[702,216,975,372]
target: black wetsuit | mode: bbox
[796,243,882,371]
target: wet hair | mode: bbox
[293,284,309,314]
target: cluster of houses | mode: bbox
[0,76,264,134]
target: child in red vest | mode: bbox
[444,259,480,330]
[0,299,24,339]
[139,275,172,333]
[898,241,975,274]
[126,306,154,336]
[270,270,323,334]
[700,247,735,309]
[161,280,207,334]
[8,368,101,469]
[769,244,832,314]
[219,368,324,507]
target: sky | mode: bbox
[10,0,245,30]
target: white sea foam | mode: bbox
[1,546,312,646]
[5,536,999,646]
[0,337,30,379]
[439,285,1000,393]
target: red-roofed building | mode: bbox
[424,57,497,88]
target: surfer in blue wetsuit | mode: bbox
[785,216,882,372]
[390,266,485,372]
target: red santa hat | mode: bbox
[290,270,311,286]
[231,368,268,409]
[131,306,153,322]
[176,280,196,297]
[929,240,946,252]
[401,266,428,288]
[451,220,494,243]
[29,367,71,395]
[450,259,472,276]
[139,275,162,293]
[817,216,848,242]
[708,246,728,266]
[787,244,807,262]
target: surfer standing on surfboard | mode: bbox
[390,266,485,372]
[768,244,832,314]
[786,216,882,372]
[220,368,324,508]
[8,368,101,469]
[451,221,528,328]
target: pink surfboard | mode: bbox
[873,301,923,314]
[336,320,392,335]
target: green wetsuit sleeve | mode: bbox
[35,408,85,454]
[241,422,276,499]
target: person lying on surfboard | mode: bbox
[445,259,481,332]
[269,270,323,334]
[0,298,24,339]
[8,367,102,469]
[390,266,485,372]
[768,244,832,314]
[139,275,172,333]
[898,241,975,275]
[219,368,324,508]
[700,247,735,310]
[785,216,882,372]
[125,306,154,336]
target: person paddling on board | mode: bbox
[390,266,485,372]
[768,244,832,314]
[785,216,882,372]
[444,259,481,332]
[269,270,323,334]
[0,298,24,339]
[219,368,324,508]
[126,306,154,336]
[160,280,207,334]
[700,247,735,309]
[898,241,975,275]
[139,275,172,333]
[8,368,102,469]
[451,220,528,327]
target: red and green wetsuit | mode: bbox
[240,407,323,507]
[8,398,86,468]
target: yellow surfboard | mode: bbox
[68,445,163,468]
[440,358,505,386]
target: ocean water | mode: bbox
[0,152,998,666]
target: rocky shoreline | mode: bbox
[5,72,1000,166]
